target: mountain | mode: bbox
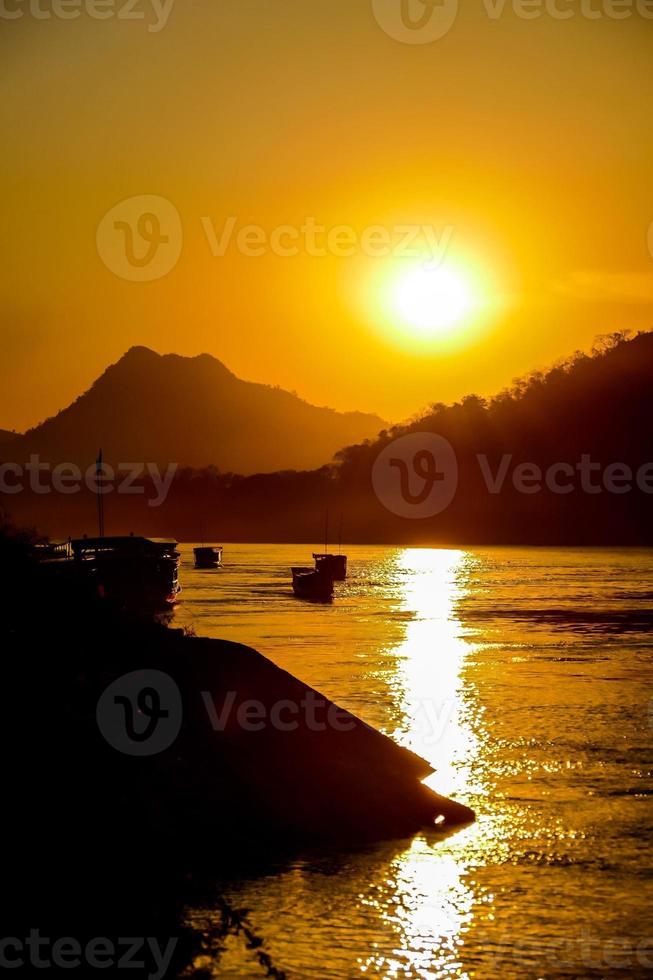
[323,329,653,545]
[8,331,653,545]
[10,347,386,474]
[0,429,19,450]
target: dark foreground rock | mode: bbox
[0,524,473,976]
[92,628,474,846]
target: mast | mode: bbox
[337,513,343,556]
[96,448,105,538]
[324,510,329,555]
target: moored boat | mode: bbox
[194,545,223,569]
[71,536,181,609]
[313,552,347,581]
[312,511,347,580]
[33,540,72,561]
[32,452,181,610]
[291,565,334,601]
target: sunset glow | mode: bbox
[392,265,475,336]
[4,6,652,980]
[2,8,651,431]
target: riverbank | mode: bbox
[0,523,473,977]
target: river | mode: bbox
[175,544,653,979]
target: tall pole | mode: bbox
[324,510,329,555]
[96,449,105,538]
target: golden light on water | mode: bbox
[390,547,480,799]
[360,841,476,980]
[367,548,484,979]
[182,544,570,979]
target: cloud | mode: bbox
[553,270,653,304]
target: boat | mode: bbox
[33,454,181,610]
[312,512,347,580]
[194,545,223,569]
[70,536,181,609]
[33,540,73,562]
[313,552,347,581]
[291,565,334,601]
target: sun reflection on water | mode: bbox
[390,548,480,797]
[365,548,482,979]
[180,544,650,979]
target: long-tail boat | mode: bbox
[291,565,334,601]
[313,511,347,580]
[71,536,181,608]
[313,552,347,580]
[194,545,223,569]
[36,535,181,610]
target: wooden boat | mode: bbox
[33,540,72,561]
[70,536,181,609]
[291,565,334,601]
[312,511,347,580]
[313,552,347,581]
[194,545,223,569]
[33,453,181,610]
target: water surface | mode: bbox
[175,545,653,979]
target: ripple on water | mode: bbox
[175,544,653,979]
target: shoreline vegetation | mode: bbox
[1,520,473,978]
[3,331,653,546]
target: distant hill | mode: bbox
[9,347,386,474]
[0,429,19,454]
[7,331,653,545]
[324,329,653,545]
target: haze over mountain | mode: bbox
[8,347,386,474]
[7,331,653,546]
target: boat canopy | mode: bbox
[71,536,178,557]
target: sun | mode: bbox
[393,265,474,335]
[353,250,501,352]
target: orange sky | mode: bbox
[2,1,652,432]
